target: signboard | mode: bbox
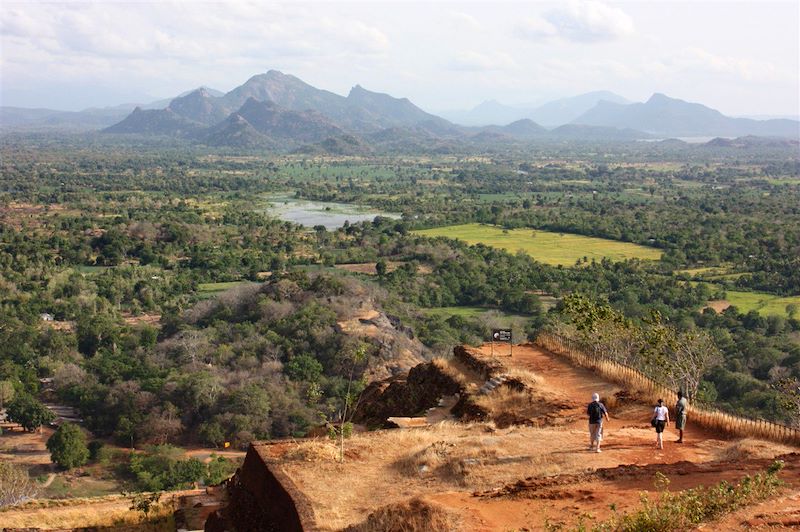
[492,329,512,342]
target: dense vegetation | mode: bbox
[1,136,799,457]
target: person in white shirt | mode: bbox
[653,398,670,449]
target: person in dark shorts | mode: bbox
[587,392,610,453]
[653,398,670,449]
[675,391,688,443]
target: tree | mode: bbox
[285,354,323,382]
[0,462,37,507]
[0,380,14,410]
[774,378,800,427]
[330,343,368,463]
[668,329,723,400]
[7,394,54,432]
[47,423,90,469]
[136,403,183,445]
[375,259,387,277]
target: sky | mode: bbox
[1,0,798,116]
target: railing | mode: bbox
[536,331,800,446]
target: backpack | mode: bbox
[588,401,603,423]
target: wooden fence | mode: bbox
[536,332,800,446]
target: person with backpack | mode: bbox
[587,392,610,453]
[652,398,670,449]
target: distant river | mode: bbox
[259,194,401,230]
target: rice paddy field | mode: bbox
[712,289,800,318]
[413,223,662,266]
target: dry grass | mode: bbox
[714,438,795,463]
[343,497,461,532]
[431,357,469,388]
[394,438,500,486]
[474,388,534,417]
[279,422,588,530]
[504,367,543,387]
[472,383,576,429]
[283,440,339,462]
[0,493,175,529]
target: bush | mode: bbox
[204,455,238,486]
[7,394,55,432]
[47,423,90,469]
[285,354,324,382]
[88,440,105,461]
[594,461,785,531]
[128,445,210,491]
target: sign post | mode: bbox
[492,329,513,357]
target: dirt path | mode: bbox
[184,342,800,531]
[422,343,800,530]
[475,343,722,459]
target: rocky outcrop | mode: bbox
[353,360,464,427]
[453,345,504,380]
[205,443,317,532]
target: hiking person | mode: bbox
[587,392,609,453]
[675,390,688,443]
[653,398,670,449]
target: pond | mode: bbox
[259,194,400,230]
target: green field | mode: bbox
[716,289,800,318]
[197,281,246,298]
[414,223,662,266]
[423,306,504,319]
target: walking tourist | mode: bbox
[653,399,670,449]
[675,390,688,443]
[587,392,610,453]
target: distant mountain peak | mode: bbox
[646,93,675,104]
[573,92,798,137]
[348,84,410,103]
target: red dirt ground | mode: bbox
[423,344,800,531]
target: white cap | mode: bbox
[592,393,600,401]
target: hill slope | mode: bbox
[103,107,205,137]
[574,93,800,137]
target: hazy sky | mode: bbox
[2,1,798,116]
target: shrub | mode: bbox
[88,440,105,461]
[46,423,90,469]
[7,394,55,432]
[128,445,227,491]
[593,461,785,531]
[204,455,238,486]
[344,497,458,532]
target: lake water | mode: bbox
[260,194,400,230]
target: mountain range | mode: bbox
[572,93,799,138]
[440,91,630,127]
[2,71,798,149]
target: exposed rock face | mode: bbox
[335,309,428,382]
[205,443,317,532]
[353,360,464,427]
